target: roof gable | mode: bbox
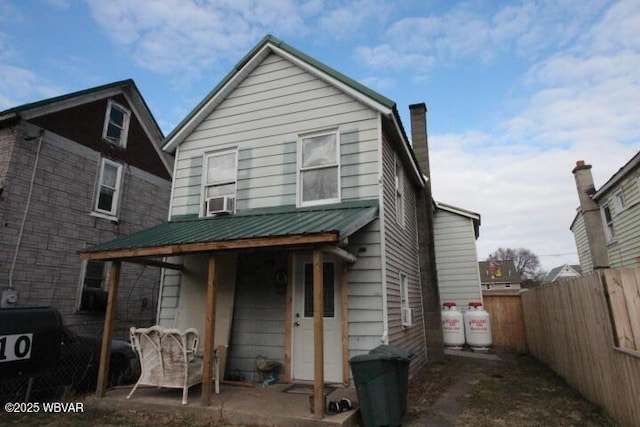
[162,35,393,153]
[161,35,423,185]
[0,80,172,179]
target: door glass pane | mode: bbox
[302,134,336,168]
[303,262,335,318]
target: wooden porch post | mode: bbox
[313,250,324,419]
[341,262,350,387]
[202,254,217,406]
[96,261,121,397]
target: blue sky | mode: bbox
[1,0,638,271]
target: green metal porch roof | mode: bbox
[80,200,378,258]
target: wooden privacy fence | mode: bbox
[521,270,640,427]
[482,291,527,353]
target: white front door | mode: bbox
[292,254,342,383]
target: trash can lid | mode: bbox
[369,345,414,361]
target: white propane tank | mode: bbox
[442,302,465,349]
[464,302,492,350]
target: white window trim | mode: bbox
[297,129,341,207]
[600,203,616,243]
[613,188,626,214]
[102,99,131,148]
[395,153,405,227]
[200,148,238,217]
[93,158,123,219]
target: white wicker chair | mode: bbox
[128,326,211,405]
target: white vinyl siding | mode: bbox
[380,136,425,369]
[597,172,640,269]
[433,209,483,310]
[345,219,385,354]
[571,213,594,274]
[170,53,378,217]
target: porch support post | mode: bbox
[312,250,324,419]
[96,261,121,398]
[202,254,217,406]
[285,253,294,383]
[341,262,349,387]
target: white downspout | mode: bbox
[8,129,45,289]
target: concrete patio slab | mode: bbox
[85,382,360,427]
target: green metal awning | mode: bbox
[79,200,378,261]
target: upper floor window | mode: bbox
[613,188,626,214]
[601,203,615,242]
[395,154,405,226]
[102,100,131,147]
[203,150,237,216]
[299,130,340,206]
[94,158,123,218]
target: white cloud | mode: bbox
[417,0,640,271]
[85,0,306,75]
[0,64,62,110]
[429,132,636,270]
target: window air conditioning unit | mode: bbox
[401,307,413,327]
[206,195,235,216]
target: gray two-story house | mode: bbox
[571,153,640,273]
[80,36,444,409]
[0,80,172,336]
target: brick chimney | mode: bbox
[410,103,444,362]
[572,160,609,270]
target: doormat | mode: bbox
[283,384,336,396]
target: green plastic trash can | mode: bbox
[349,345,413,427]
[369,345,414,416]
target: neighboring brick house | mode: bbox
[571,154,640,274]
[0,80,172,338]
[478,259,521,291]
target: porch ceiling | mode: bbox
[79,199,378,261]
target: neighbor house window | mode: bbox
[78,260,109,312]
[395,154,405,226]
[299,130,340,206]
[102,100,131,147]
[613,189,626,214]
[203,150,237,216]
[601,204,615,242]
[94,158,123,218]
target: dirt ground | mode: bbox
[0,353,617,427]
[405,352,617,427]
